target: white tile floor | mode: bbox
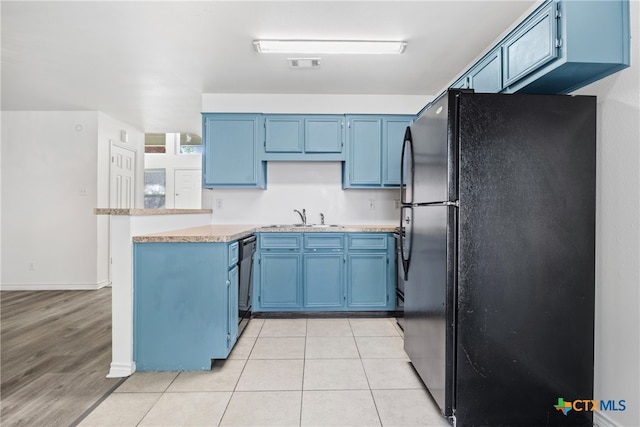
[79,317,449,427]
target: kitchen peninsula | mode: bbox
[95,208,214,377]
[132,223,396,371]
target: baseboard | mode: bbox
[107,362,136,378]
[0,281,109,291]
[594,411,621,427]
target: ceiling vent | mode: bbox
[288,58,321,69]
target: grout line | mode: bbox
[300,319,308,426]
[135,392,164,427]
[218,321,260,426]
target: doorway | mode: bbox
[174,168,202,209]
[110,143,136,208]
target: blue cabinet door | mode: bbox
[347,253,389,309]
[134,242,231,370]
[445,0,629,96]
[383,116,413,186]
[502,2,558,87]
[265,116,304,152]
[468,47,502,93]
[259,253,302,309]
[202,114,265,188]
[304,253,344,309]
[345,116,382,187]
[305,116,344,153]
[227,265,239,352]
[450,76,469,89]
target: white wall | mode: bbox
[0,111,144,290]
[144,133,202,209]
[203,162,400,225]
[574,2,640,425]
[200,94,431,225]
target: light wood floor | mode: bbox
[1,288,122,426]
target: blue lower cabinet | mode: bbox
[346,233,395,310]
[254,232,394,312]
[346,253,390,309]
[133,241,238,371]
[304,253,344,309]
[259,253,302,309]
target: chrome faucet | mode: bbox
[320,213,325,225]
[293,208,306,225]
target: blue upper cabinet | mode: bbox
[383,116,414,186]
[502,3,557,88]
[451,47,502,93]
[344,115,414,188]
[509,0,630,94]
[262,115,345,161]
[344,116,382,187]
[305,116,344,153]
[469,47,503,93]
[448,0,630,95]
[202,114,266,188]
[264,116,304,153]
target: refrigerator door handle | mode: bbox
[414,201,460,208]
[399,205,413,281]
[400,127,414,205]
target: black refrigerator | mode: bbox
[400,90,595,426]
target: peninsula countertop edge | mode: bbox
[94,208,213,216]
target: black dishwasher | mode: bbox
[237,235,256,337]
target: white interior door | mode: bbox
[174,169,202,209]
[110,144,136,208]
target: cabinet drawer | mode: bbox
[228,241,239,268]
[260,233,302,250]
[304,234,344,250]
[347,234,388,250]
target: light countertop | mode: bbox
[133,224,397,243]
[95,208,213,216]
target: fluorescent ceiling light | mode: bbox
[253,40,407,55]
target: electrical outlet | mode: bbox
[216,199,223,209]
[368,199,375,210]
[28,262,35,271]
[79,188,88,196]
[394,199,401,209]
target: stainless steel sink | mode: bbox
[308,224,343,228]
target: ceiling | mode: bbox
[1,1,538,135]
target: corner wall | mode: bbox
[0,111,144,290]
[574,1,639,424]
[1,111,101,289]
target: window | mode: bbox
[145,133,166,153]
[178,133,203,154]
[144,169,166,209]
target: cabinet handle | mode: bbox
[226,280,230,287]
